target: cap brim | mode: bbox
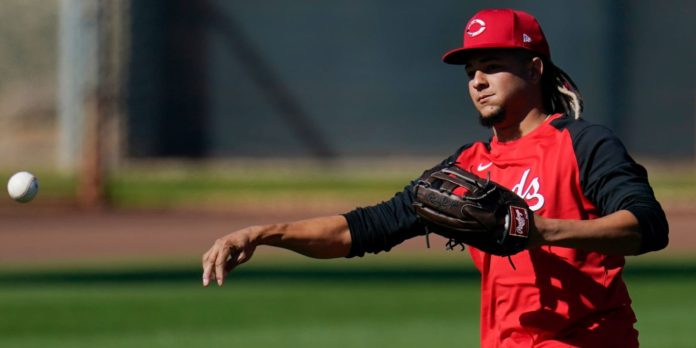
[442,48,470,65]
[443,45,551,65]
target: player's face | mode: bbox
[465,50,534,127]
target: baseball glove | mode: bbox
[412,163,532,256]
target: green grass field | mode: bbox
[0,258,694,348]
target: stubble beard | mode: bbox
[478,107,507,128]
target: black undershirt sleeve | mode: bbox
[567,120,669,254]
[343,145,472,258]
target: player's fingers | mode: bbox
[225,247,255,276]
[236,247,255,265]
[236,251,247,264]
[225,249,241,270]
[214,244,233,286]
[201,248,216,287]
[223,249,245,275]
[202,243,226,287]
[223,251,240,276]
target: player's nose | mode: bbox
[470,70,488,91]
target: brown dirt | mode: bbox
[0,204,693,264]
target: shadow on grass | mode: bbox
[0,263,694,285]
[0,267,476,285]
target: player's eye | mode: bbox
[483,64,502,73]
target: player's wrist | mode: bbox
[529,214,557,248]
[245,225,270,246]
[249,223,288,247]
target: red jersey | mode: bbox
[345,113,668,347]
[454,114,637,347]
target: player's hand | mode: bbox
[201,227,259,287]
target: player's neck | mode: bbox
[493,108,549,142]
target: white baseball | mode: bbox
[7,171,39,203]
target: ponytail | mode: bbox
[542,62,584,119]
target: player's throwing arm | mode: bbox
[201,215,351,286]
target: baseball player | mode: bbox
[202,9,668,347]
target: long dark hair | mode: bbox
[541,60,584,119]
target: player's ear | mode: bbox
[528,57,544,83]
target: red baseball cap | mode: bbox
[442,9,550,65]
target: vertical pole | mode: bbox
[58,0,127,207]
[77,0,104,207]
[58,0,106,207]
[79,90,104,207]
[57,0,87,172]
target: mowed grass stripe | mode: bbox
[0,272,693,347]
[0,259,693,284]
[0,282,478,348]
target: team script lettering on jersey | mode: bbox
[511,168,544,211]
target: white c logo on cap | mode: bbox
[466,19,486,37]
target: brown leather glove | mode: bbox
[412,163,532,256]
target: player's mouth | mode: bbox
[477,94,493,103]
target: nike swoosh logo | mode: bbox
[477,162,493,171]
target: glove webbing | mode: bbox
[424,218,518,271]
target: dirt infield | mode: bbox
[0,205,694,264]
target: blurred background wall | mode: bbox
[0,0,694,170]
